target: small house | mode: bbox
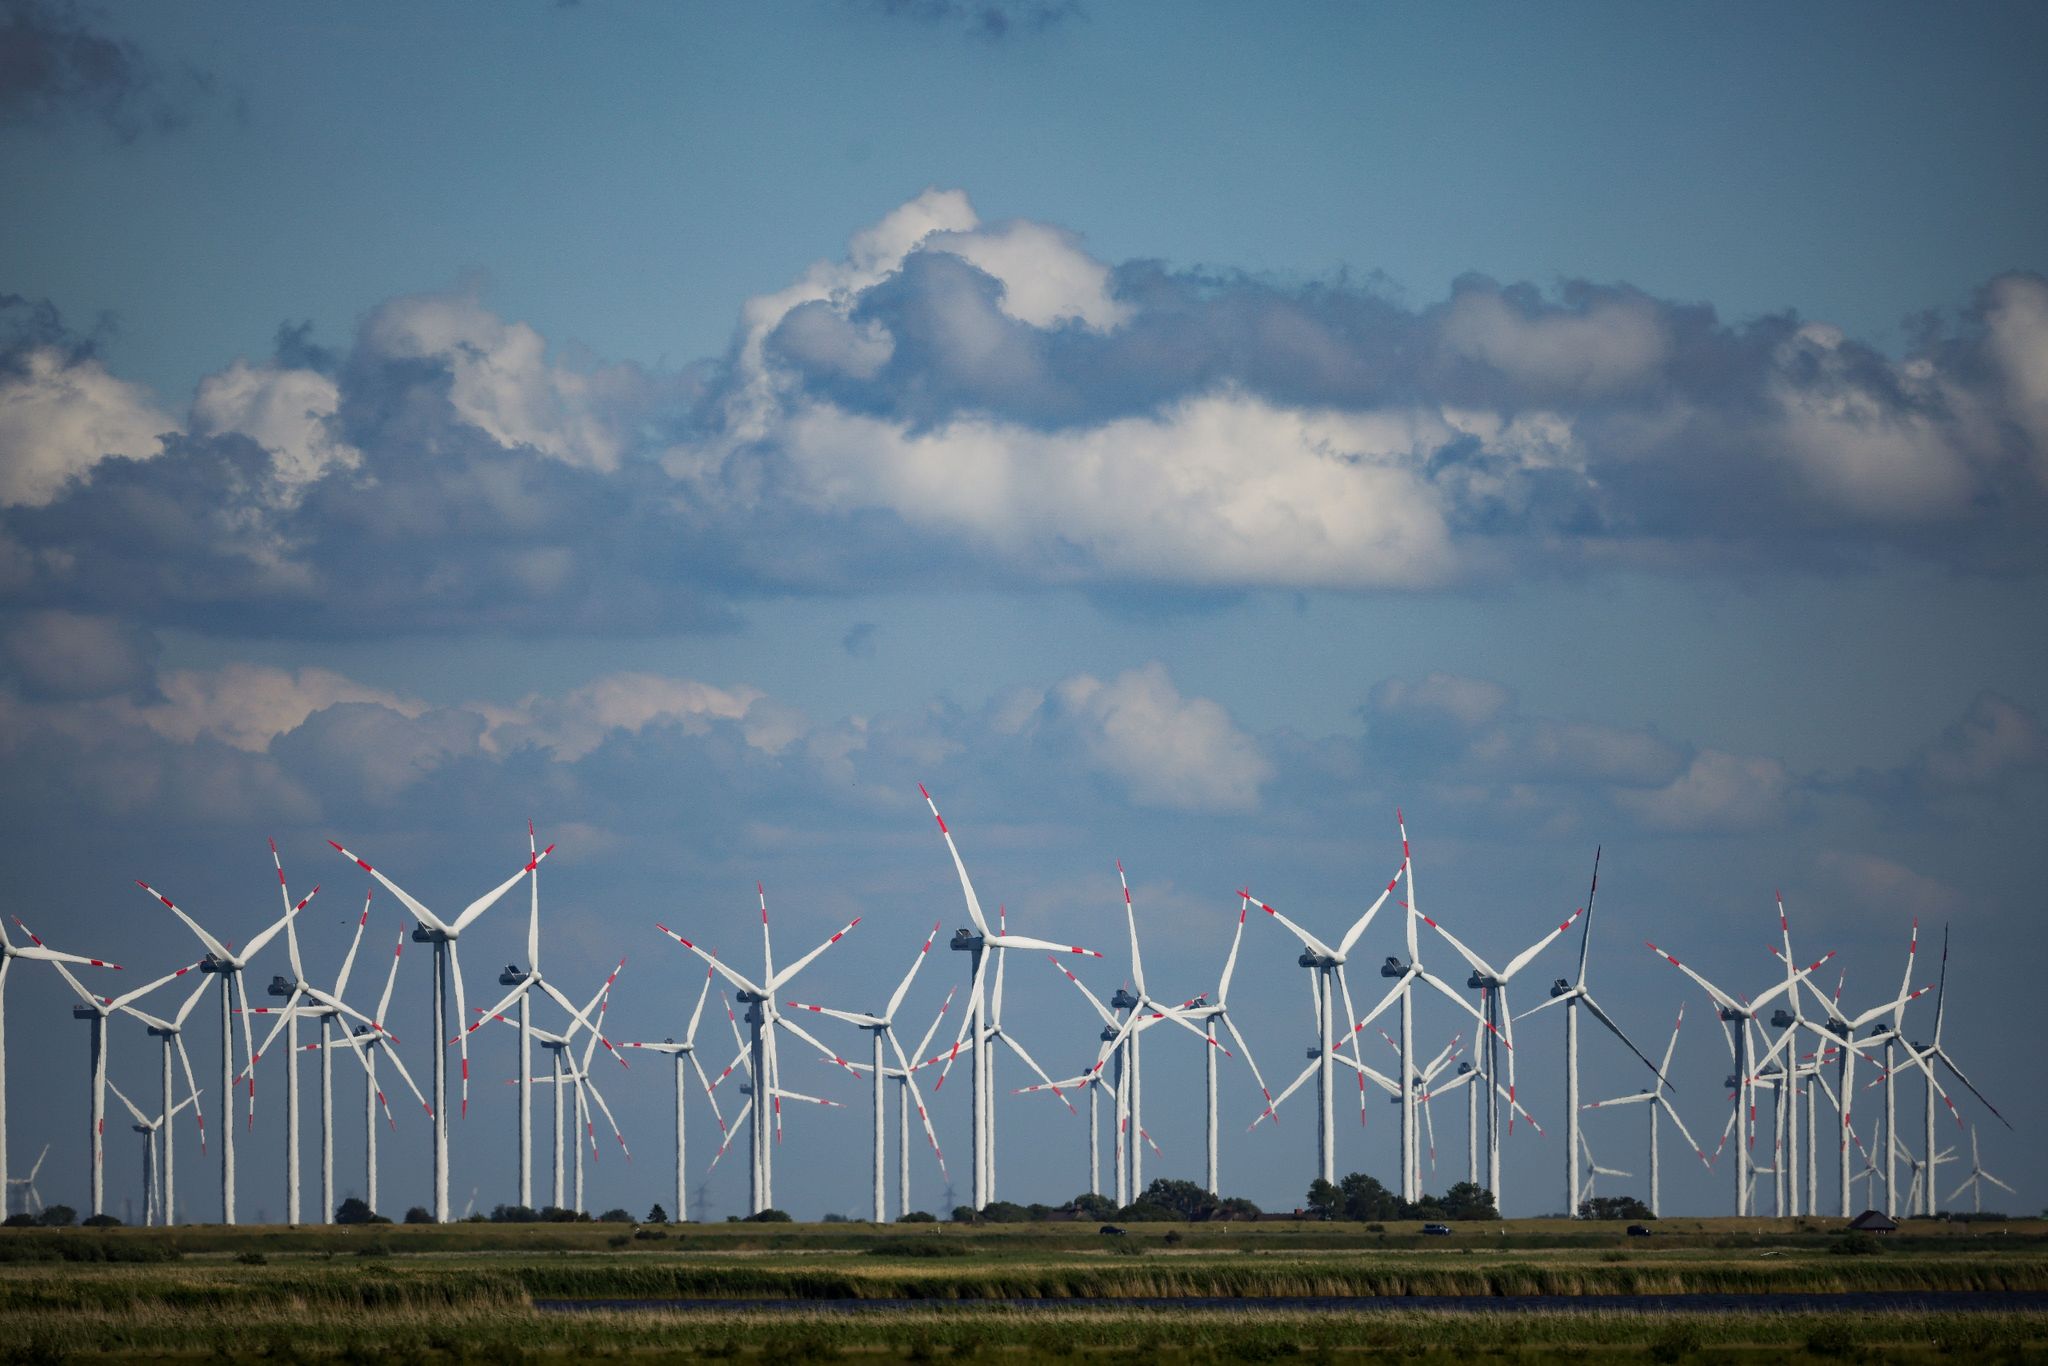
[1847,1210,1898,1234]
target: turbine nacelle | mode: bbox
[1549,977,1571,998]
[1109,988,1140,1011]
[1770,1009,1796,1029]
[949,928,983,952]
[1467,970,1502,990]
[1382,957,1407,979]
[1305,1045,1322,1060]
[266,975,294,998]
[498,965,530,987]
[1718,1006,1750,1023]
[411,922,449,945]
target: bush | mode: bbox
[1579,1195,1654,1221]
[1806,1321,1856,1357]
[236,1251,267,1266]
[1162,1229,1183,1246]
[598,1208,632,1223]
[1067,1192,1117,1220]
[1648,1323,1701,1363]
[81,1213,121,1228]
[868,1237,968,1258]
[742,1208,792,1223]
[633,1228,668,1241]
[539,1206,587,1223]
[2,1213,36,1228]
[949,1205,976,1224]
[1831,1232,1882,1256]
[335,1197,378,1225]
[978,1201,1030,1223]
[36,1206,77,1228]
[897,1210,936,1223]
[606,1233,630,1248]
[462,1213,487,1223]
[645,1203,669,1224]
[402,1207,434,1225]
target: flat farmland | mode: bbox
[2,1218,2044,1361]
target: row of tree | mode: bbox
[1305,1174,1500,1222]
[944,1179,1265,1224]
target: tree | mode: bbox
[1139,1178,1219,1222]
[1338,1172,1403,1222]
[1579,1195,1653,1221]
[1067,1192,1117,1220]
[979,1201,1030,1223]
[1217,1196,1263,1220]
[1305,1179,1342,1221]
[742,1207,792,1222]
[402,1206,434,1224]
[645,1203,669,1224]
[898,1210,937,1223]
[1438,1182,1500,1221]
[336,1197,376,1225]
[949,1205,976,1223]
[37,1205,77,1228]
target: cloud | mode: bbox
[1913,691,2047,788]
[7,197,2048,639]
[0,338,172,506]
[841,622,877,657]
[0,609,156,699]
[853,0,1082,40]
[1007,663,1274,811]
[1815,849,1964,920]
[1613,748,1793,834]
[0,0,219,139]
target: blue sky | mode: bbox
[1,0,2044,1225]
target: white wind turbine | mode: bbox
[784,922,951,1221]
[1576,1131,1631,1207]
[702,976,847,1204]
[50,955,203,1218]
[1177,895,1274,1196]
[1513,848,1668,1218]
[137,855,319,1224]
[115,968,215,1227]
[1948,1128,2013,1214]
[326,834,545,1221]
[1794,957,1929,1217]
[1646,929,1836,1215]
[466,823,596,1212]
[917,785,1103,1212]
[1039,954,1185,1205]
[103,1077,200,1226]
[1886,926,2008,1217]
[241,885,385,1223]
[1,916,119,1218]
[499,959,633,1214]
[1369,1027,1469,1192]
[333,923,432,1218]
[658,884,861,1214]
[620,961,730,1223]
[1242,813,1471,1192]
[7,1143,48,1218]
[1414,879,1586,1211]
[1582,1002,1713,1217]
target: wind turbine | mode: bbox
[466,823,593,1212]
[103,1077,200,1226]
[488,956,630,1214]
[7,1143,48,1217]
[1793,954,1929,1218]
[1888,926,2008,1217]
[1242,812,1448,1191]
[784,922,950,1221]
[1514,849,1667,1218]
[1576,1131,1631,1208]
[1039,955,1182,1206]
[1177,895,1273,1196]
[1414,873,1585,1211]
[702,979,845,1202]
[916,785,1102,1212]
[333,923,431,1218]
[326,834,544,1222]
[620,961,730,1225]
[657,884,861,1213]
[241,875,381,1224]
[115,967,215,1227]
[1948,1128,2013,1214]
[50,955,202,1218]
[1582,1003,1713,1216]
[1,916,119,1219]
[137,853,319,1224]
[1370,1027,1467,1191]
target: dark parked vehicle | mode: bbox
[1627,1224,1654,1237]
[1099,1224,1126,1236]
[1421,1223,1453,1236]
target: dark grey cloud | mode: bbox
[853,0,1082,40]
[0,0,220,140]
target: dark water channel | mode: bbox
[537,1291,2048,1315]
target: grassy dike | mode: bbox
[1,1219,2044,1361]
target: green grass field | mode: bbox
[2,1218,2044,1361]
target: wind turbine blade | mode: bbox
[1047,956,1118,1028]
[234,974,259,1130]
[995,1031,1076,1114]
[1501,905,1584,981]
[1243,892,1339,962]
[448,939,474,1116]
[465,977,537,1039]
[1936,1050,2011,1130]
[774,1012,864,1081]
[1513,990,1573,1024]
[770,913,864,993]
[1335,868,1405,961]
[1415,967,1493,1037]
[1575,847,1600,987]
[328,842,446,932]
[1220,1013,1272,1118]
[919,784,992,936]
[1218,897,1249,1002]
[9,916,121,970]
[109,959,207,1012]
[783,1000,882,1028]
[106,1077,149,1128]
[931,953,987,1092]
[887,1032,947,1174]
[1646,941,1744,1016]
[884,922,943,1024]
[986,933,1101,958]
[685,962,716,1045]
[990,912,1009,1031]
[374,931,404,1029]
[330,892,371,1000]
[582,1077,631,1160]
[1341,965,1417,1043]
[240,885,320,964]
[687,1050,728,1133]
[707,1099,751,1171]
[272,839,306,982]
[132,885,231,961]
[1581,992,1669,1083]
[527,822,542,970]
[451,847,548,936]
[1418,910,1501,982]
[1252,1058,1317,1130]
[174,1035,208,1152]
[655,926,766,998]
[911,985,958,1063]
